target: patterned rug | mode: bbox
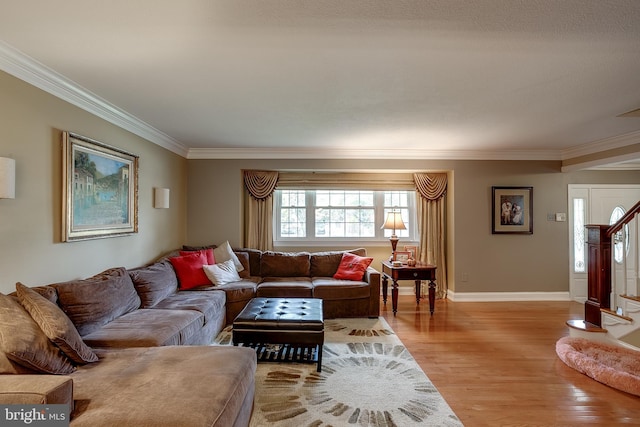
[214,317,463,426]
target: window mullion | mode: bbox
[306,190,315,238]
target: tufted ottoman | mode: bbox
[232,298,324,372]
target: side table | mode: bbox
[381,261,437,316]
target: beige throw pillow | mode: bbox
[203,260,242,285]
[16,282,98,364]
[213,241,245,272]
[0,293,75,374]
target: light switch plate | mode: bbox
[555,213,566,222]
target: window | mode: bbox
[573,198,585,273]
[274,189,416,245]
[609,206,629,264]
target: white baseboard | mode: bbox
[446,290,572,302]
[381,287,572,302]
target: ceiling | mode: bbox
[1,1,640,165]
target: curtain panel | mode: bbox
[414,173,448,299]
[243,170,278,251]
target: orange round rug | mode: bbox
[556,336,640,396]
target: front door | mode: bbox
[568,185,640,303]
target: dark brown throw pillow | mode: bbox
[0,293,75,374]
[16,283,98,364]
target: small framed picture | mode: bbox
[404,245,418,260]
[393,251,411,264]
[491,186,533,234]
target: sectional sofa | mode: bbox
[0,246,380,426]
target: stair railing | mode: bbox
[606,200,640,314]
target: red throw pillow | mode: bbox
[179,248,215,265]
[169,252,212,290]
[333,252,373,281]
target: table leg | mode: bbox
[414,280,421,304]
[382,275,388,304]
[392,279,399,315]
[428,279,436,315]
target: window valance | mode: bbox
[413,173,447,200]
[276,172,415,191]
[243,170,279,200]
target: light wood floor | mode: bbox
[381,295,640,427]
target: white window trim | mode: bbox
[273,189,419,248]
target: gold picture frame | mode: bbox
[62,132,139,241]
[403,245,418,260]
[393,251,411,264]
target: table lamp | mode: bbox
[381,210,406,254]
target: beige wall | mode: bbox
[187,158,640,294]
[2,67,639,297]
[0,71,187,294]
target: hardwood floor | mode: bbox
[381,295,640,427]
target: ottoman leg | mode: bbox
[317,344,323,372]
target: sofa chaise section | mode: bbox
[69,346,256,427]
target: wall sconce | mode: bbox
[0,157,16,199]
[154,187,170,209]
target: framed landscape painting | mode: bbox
[492,186,533,234]
[62,132,139,241]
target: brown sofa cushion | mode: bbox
[256,278,314,298]
[0,375,74,406]
[51,267,141,336]
[128,260,178,308]
[81,309,205,348]
[312,278,371,300]
[69,346,256,427]
[0,293,75,374]
[234,248,262,276]
[260,251,310,277]
[310,248,368,277]
[151,290,226,325]
[234,252,251,279]
[15,283,98,364]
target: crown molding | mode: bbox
[0,41,188,157]
[187,147,562,160]
[2,41,639,164]
[561,130,640,160]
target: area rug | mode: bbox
[215,317,463,426]
[556,336,640,396]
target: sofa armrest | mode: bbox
[0,375,73,408]
[364,266,381,316]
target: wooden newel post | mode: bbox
[585,225,611,327]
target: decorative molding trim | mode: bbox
[187,147,562,160]
[1,40,638,164]
[561,130,640,160]
[0,41,188,157]
[447,290,572,302]
[562,152,640,172]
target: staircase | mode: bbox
[567,201,640,351]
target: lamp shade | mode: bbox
[154,187,170,209]
[0,157,15,199]
[381,211,406,233]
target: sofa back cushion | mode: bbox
[51,267,141,336]
[234,248,262,276]
[129,261,178,308]
[310,248,368,277]
[260,251,310,277]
